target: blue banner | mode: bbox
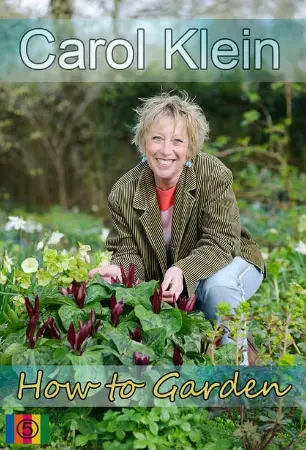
[0,19,305,82]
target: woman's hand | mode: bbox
[89,264,122,283]
[161,267,184,303]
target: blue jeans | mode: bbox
[195,256,263,319]
[195,256,264,364]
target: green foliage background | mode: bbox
[1,81,306,223]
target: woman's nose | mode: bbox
[159,139,173,156]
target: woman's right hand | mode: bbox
[88,264,122,283]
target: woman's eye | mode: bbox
[153,136,162,141]
[174,138,183,144]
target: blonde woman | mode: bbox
[90,91,265,363]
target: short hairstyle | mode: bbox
[131,90,210,157]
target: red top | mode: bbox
[156,185,176,211]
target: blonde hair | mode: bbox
[131,91,210,157]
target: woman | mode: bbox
[90,91,265,361]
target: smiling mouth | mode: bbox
[156,159,175,166]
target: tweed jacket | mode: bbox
[106,152,265,297]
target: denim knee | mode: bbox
[196,280,242,320]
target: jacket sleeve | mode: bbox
[106,191,146,282]
[173,168,241,297]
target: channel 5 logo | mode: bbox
[5,414,49,445]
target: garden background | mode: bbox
[0,0,306,449]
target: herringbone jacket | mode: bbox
[106,152,265,297]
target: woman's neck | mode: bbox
[154,176,179,191]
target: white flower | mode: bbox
[24,220,43,233]
[295,241,306,255]
[78,242,91,263]
[35,223,43,232]
[47,231,64,246]
[5,216,26,231]
[252,201,261,211]
[0,270,7,285]
[24,220,35,233]
[21,257,39,273]
[81,253,90,263]
[268,228,278,234]
[36,241,44,251]
[78,243,91,254]
[99,251,111,267]
[91,204,99,212]
[3,251,14,273]
[100,228,110,241]
[262,252,269,261]
[12,295,25,307]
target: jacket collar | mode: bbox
[133,160,197,272]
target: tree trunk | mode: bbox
[54,159,68,208]
[49,0,73,18]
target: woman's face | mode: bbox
[145,115,190,190]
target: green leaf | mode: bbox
[2,328,27,350]
[58,302,102,330]
[100,324,156,360]
[134,305,182,337]
[149,421,158,436]
[189,430,201,443]
[203,444,217,450]
[86,282,113,304]
[75,435,89,446]
[142,328,167,356]
[52,345,70,364]
[180,422,191,432]
[67,350,102,366]
[148,443,157,450]
[116,430,126,441]
[160,410,170,422]
[214,344,236,365]
[100,326,127,350]
[133,432,147,440]
[115,280,158,307]
[63,408,92,422]
[134,440,148,449]
[12,343,54,365]
[78,417,98,434]
[4,342,24,356]
[297,343,306,354]
[180,312,212,335]
[40,295,77,308]
[243,109,260,124]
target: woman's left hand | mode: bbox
[161,267,184,303]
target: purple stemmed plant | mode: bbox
[150,287,163,314]
[133,352,150,365]
[60,280,87,308]
[110,295,124,327]
[175,293,197,313]
[26,316,61,349]
[110,264,142,287]
[129,327,142,342]
[24,295,40,319]
[173,344,183,366]
[67,308,101,355]
[24,295,61,348]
